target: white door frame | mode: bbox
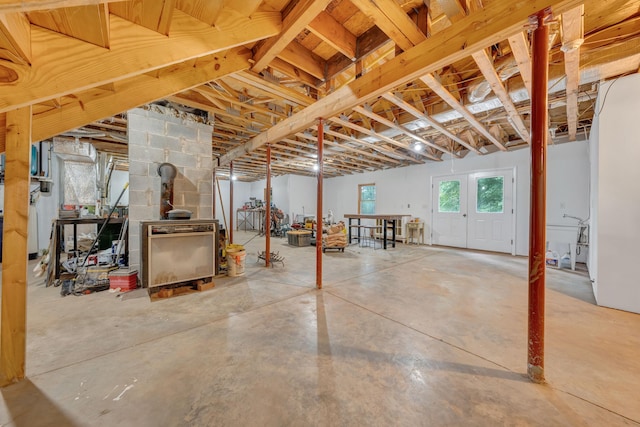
[430,167,517,255]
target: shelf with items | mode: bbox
[373,216,408,243]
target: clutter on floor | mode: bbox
[322,222,347,252]
[257,250,285,267]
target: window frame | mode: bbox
[358,183,376,214]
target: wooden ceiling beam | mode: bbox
[326,25,393,82]
[283,137,382,170]
[350,0,425,52]
[173,0,222,26]
[269,57,322,88]
[439,0,468,23]
[352,104,455,157]
[508,32,533,98]
[28,3,110,48]
[331,115,435,162]
[295,131,391,168]
[0,0,122,13]
[561,5,584,141]
[194,85,286,118]
[30,48,251,142]
[0,12,31,64]
[230,71,315,107]
[224,0,263,18]
[472,48,530,143]
[276,40,325,80]
[420,73,506,151]
[325,126,411,165]
[217,0,598,166]
[381,92,480,153]
[307,11,356,60]
[251,0,331,72]
[111,0,174,35]
[0,8,279,113]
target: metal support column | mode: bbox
[265,145,271,267]
[316,119,324,289]
[527,9,550,384]
[229,162,234,245]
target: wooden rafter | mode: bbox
[230,71,315,107]
[420,73,507,151]
[307,11,356,60]
[0,9,280,113]
[472,49,531,143]
[27,4,110,48]
[508,32,533,98]
[277,40,325,80]
[0,12,31,64]
[350,0,426,52]
[0,0,122,13]
[561,5,584,141]
[381,92,479,153]
[31,48,251,142]
[352,104,455,157]
[251,0,331,72]
[111,0,174,35]
[329,116,426,162]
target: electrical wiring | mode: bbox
[595,76,621,117]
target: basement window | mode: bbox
[358,184,376,214]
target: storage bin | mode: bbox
[109,270,138,291]
[287,230,311,246]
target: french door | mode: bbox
[431,169,514,254]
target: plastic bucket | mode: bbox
[227,245,246,277]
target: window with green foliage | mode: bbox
[438,180,460,212]
[359,184,376,214]
[476,176,504,213]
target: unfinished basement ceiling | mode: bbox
[1,0,639,181]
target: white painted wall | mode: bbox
[249,174,318,222]
[214,178,252,232]
[324,142,589,256]
[589,73,640,314]
[108,170,129,206]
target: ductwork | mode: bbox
[158,162,177,219]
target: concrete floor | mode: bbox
[0,231,639,426]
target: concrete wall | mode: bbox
[590,73,640,313]
[127,106,213,274]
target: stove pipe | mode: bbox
[158,162,177,219]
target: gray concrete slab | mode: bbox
[0,231,638,426]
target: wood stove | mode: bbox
[140,219,218,288]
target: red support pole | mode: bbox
[229,162,234,245]
[528,9,550,384]
[265,144,271,267]
[316,119,324,289]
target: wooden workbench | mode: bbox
[343,214,410,249]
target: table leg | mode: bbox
[383,219,388,250]
[391,220,396,248]
[348,218,352,243]
[55,223,61,279]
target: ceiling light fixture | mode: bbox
[413,142,424,152]
[312,164,319,171]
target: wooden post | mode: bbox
[316,119,324,289]
[265,144,271,267]
[1,106,32,386]
[229,162,234,245]
[528,9,550,384]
